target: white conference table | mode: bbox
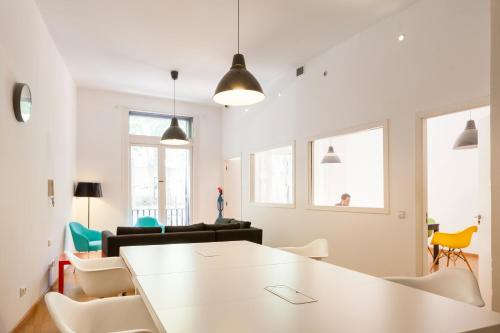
[121,241,500,333]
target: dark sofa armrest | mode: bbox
[215,227,262,244]
[101,230,115,257]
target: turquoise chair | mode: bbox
[134,216,163,229]
[69,222,102,252]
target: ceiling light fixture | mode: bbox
[161,70,189,146]
[453,112,478,150]
[321,145,341,163]
[213,0,265,106]
[398,34,405,42]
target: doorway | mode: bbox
[129,144,192,226]
[422,105,491,307]
[223,157,242,219]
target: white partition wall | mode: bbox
[221,0,491,277]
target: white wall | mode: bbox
[0,0,77,331]
[491,0,500,312]
[427,107,490,254]
[75,88,222,233]
[222,0,490,277]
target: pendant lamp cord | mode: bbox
[173,77,176,117]
[237,0,240,53]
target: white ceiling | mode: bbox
[36,0,416,104]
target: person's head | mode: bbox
[340,193,351,206]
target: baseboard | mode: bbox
[10,279,58,333]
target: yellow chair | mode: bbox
[430,226,477,273]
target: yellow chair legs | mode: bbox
[430,247,473,273]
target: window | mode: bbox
[251,144,294,206]
[309,122,388,213]
[128,111,192,225]
[129,111,192,138]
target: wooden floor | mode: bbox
[13,268,92,333]
[13,252,480,333]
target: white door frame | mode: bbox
[415,96,490,276]
[223,155,243,220]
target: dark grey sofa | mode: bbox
[102,221,262,257]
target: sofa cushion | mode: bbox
[215,217,235,224]
[214,218,251,229]
[204,223,240,231]
[238,221,252,229]
[164,223,205,233]
[117,226,162,235]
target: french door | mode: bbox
[130,144,191,226]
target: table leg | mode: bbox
[58,260,65,294]
[432,224,440,265]
[433,244,439,264]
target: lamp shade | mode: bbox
[213,54,265,106]
[74,182,102,198]
[321,146,341,163]
[160,117,189,145]
[453,120,478,150]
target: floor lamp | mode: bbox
[74,182,102,229]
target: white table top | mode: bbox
[120,240,307,276]
[121,241,500,333]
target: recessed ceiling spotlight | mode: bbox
[278,93,282,97]
[244,108,249,112]
[398,34,405,42]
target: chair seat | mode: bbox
[88,240,102,251]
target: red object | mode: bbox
[217,187,223,195]
[58,251,102,293]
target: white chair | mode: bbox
[66,252,135,298]
[45,292,158,333]
[279,238,329,260]
[384,268,485,307]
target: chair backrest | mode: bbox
[135,216,160,228]
[280,238,329,259]
[66,251,125,271]
[385,268,484,307]
[45,292,157,333]
[432,225,478,249]
[45,292,83,333]
[69,222,90,252]
[65,252,133,298]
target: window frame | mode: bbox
[250,141,296,208]
[123,109,195,226]
[307,120,390,214]
[129,110,193,140]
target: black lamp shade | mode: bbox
[74,182,102,198]
[160,117,189,145]
[213,53,265,106]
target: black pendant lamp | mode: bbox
[213,0,265,106]
[161,70,189,146]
